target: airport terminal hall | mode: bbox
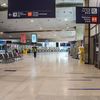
[1,0,100,100]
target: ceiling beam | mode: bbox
[0,2,83,11]
[56,3,83,7]
[4,29,75,33]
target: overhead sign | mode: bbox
[8,0,55,19]
[76,7,99,24]
[32,34,37,43]
[20,33,27,43]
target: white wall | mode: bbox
[76,25,84,40]
[39,42,56,48]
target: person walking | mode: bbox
[32,45,37,58]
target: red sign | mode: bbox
[76,7,99,24]
[92,16,98,23]
[20,33,26,43]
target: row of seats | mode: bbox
[0,52,23,64]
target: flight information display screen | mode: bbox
[8,0,55,18]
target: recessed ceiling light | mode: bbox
[64,18,68,21]
[40,27,42,30]
[0,32,3,35]
[1,3,7,7]
[30,19,34,23]
[66,27,69,29]
[54,34,56,36]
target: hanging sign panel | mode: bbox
[76,7,99,24]
[8,0,55,19]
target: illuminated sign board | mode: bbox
[32,34,37,43]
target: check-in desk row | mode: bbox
[37,48,67,52]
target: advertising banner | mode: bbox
[20,33,26,43]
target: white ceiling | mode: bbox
[0,0,84,41]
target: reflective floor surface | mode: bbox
[0,52,100,100]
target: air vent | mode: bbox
[4,70,16,72]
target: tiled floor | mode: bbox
[0,52,100,100]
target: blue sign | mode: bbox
[8,0,55,18]
[32,34,37,43]
[76,7,99,24]
[0,40,6,44]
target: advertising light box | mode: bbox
[20,33,27,43]
[32,34,37,43]
[8,0,55,18]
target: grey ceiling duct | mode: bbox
[56,3,83,7]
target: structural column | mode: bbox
[84,0,90,64]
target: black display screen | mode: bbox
[8,0,55,18]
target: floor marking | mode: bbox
[69,88,100,90]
